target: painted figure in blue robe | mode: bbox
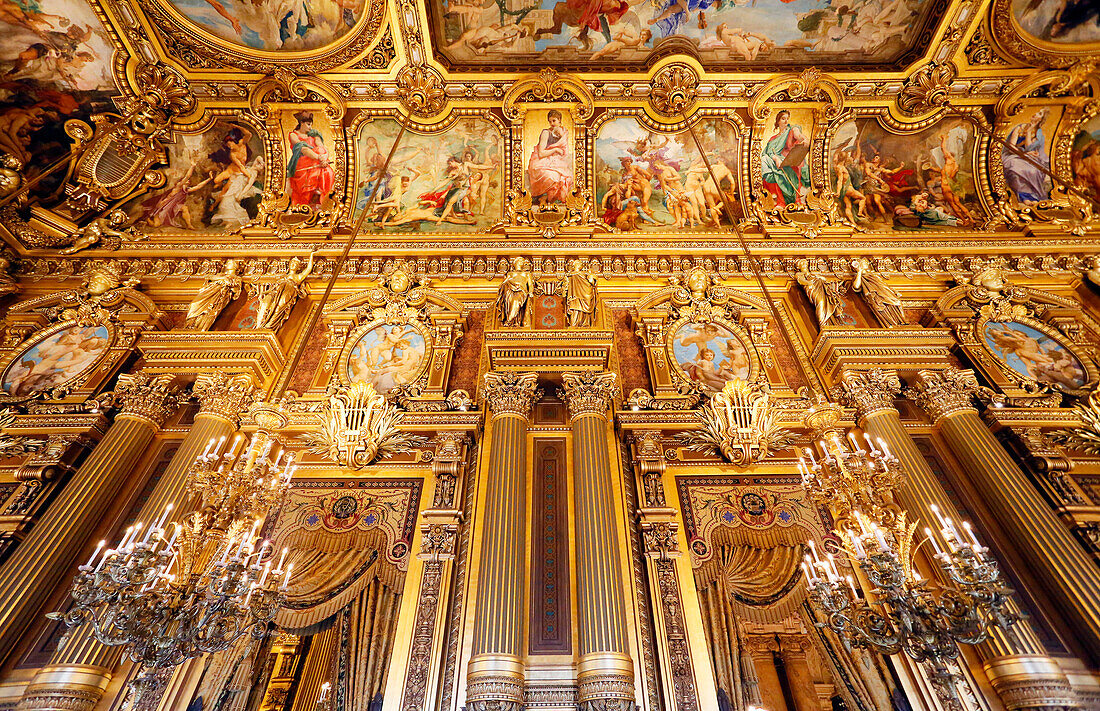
[1003,109,1052,203]
[760,110,810,207]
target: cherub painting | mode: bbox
[2,324,110,397]
[671,321,751,392]
[983,321,1088,390]
[1012,0,1100,44]
[347,324,428,393]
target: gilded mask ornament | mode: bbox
[354,265,428,325]
[46,263,140,326]
[300,381,426,469]
[668,267,735,323]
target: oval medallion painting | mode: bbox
[2,325,110,398]
[982,321,1087,390]
[167,0,363,50]
[346,324,428,394]
[671,322,751,392]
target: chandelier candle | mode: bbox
[49,431,297,711]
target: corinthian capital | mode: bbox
[905,367,980,423]
[482,371,541,420]
[836,368,901,420]
[192,373,257,425]
[115,371,179,427]
[561,371,619,419]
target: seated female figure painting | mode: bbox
[527,109,573,206]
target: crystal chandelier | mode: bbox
[798,430,1016,709]
[50,431,296,711]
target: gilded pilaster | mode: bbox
[907,368,1100,666]
[0,371,179,677]
[744,636,789,711]
[839,368,1076,710]
[467,372,540,711]
[18,373,255,711]
[561,372,634,711]
[778,636,820,711]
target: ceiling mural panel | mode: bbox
[825,114,985,230]
[0,0,117,194]
[119,118,267,233]
[351,115,505,232]
[594,115,743,231]
[428,0,949,70]
[1073,114,1100,206]
[163,0,366,50]
[1010,0,1099,45]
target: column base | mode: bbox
[467,654,524,711]
[17,664,112,711]
[577,652,635,710]
[984,655,1079,710]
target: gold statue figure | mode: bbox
[251,252,317,331]
[560,259,598,327]
[496,257,536,327]
[850,258,905,327]
[796,258,847,327]
[59,210,144,255]
[184,260,243,331]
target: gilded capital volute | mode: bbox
[482,371,541,420]
[561,371,619,419]
[905,367,980,423]
[836,368,902,421]
[192,373,257,425]
[114,371,180,427]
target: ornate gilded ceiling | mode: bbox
[0,0,1095,257]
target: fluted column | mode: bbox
[561,372,634,711]
[0,371,179,676]
[838,368,1077,709]
[906,368,1100,661]
[778,636,819,711]
[19,374,255,711]
[744,636,789,711]
[466,372,540,711]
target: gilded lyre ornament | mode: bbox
[850,258,906,327]
[64,63,195,214]
[299,381,426,469]
[678,377,795,466]
[250,252,317,331]
[184,260,244,331]
[795,259,847,327]
[495,257,537,327]
[560,259,598,328]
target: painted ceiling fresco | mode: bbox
[429,0,947,69]
[0,0,1094,252]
